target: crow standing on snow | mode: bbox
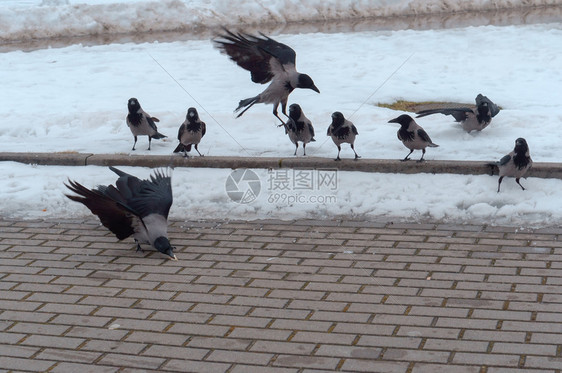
[282,103,315,156]
[489,138,532,192]
[327,112,360,161]
[173,107,206,157]
[389,114,438,162]
[415,94,500,133]
[126,98,167,150]
[65,166,177,260]
[214,28,320,123]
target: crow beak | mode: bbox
[169,254,178,261]
[311,85,320,93]
[388,118,398,123]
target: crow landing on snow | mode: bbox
[416,94,500,133]
[214,28,320,123]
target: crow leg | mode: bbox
[417,149,426,162]
[515,178,525,190]
[132,136,137,151]
[335,145,342,161]
[497,176,504,193]
[402,149,414,161]
[303,143,306,156]
[294,143,299,156]
[351,144,360,160]
[272,102,286,124]
[194,144,203,157]
[134,239,144,253]
[147,136,152,150]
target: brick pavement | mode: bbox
[0,217,561,373]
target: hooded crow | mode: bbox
[327,111,360,161]
[126,98,167,150]
[282,103,315,156]
[415,94,500,133]
[214,28,320,123]
[389,114,438,162]
[173,107,206,157]
[490,138,532,192]
[65,166,177,260]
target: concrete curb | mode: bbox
[2,152,562,179]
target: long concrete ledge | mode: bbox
[2,152,562,178]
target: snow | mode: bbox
[1,0,562,226]
[1,0,559,43]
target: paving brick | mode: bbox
[227,327,292,341]
[292,331,356,345]
[411,364,480,373]
[80,340,146,355]
[315,345,381,358]
[162,359,231,373]
[340,359,409,372]
[0,344,40,358]
[97,353,165,370]
[525,356,562,370]
[21,334,85,349]
[125,331,187,345]
[35,348,102,363]
[206,349,273,365]
[9,322,71,336]
[492,342,557,355]
[462,330,527,343]
[49,362,118,373]
[452,352,520,366]
[65,326,129,341]
[251,340,316,355]
[423,338,488,352]
[142,344,209,360]
[230,365,298,373]
[273,355,340,370]
[0,356,55,372]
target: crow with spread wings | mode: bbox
[214,29,320,123]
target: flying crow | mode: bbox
[327,112,360,161]
[389,114,438,162]
[65,166,177,260]
[282,103,315,156]
[490,138,532,192]
[173,107,206,157]
[415,94,500,133]
[214,28,320,123]
[126,98,166,150]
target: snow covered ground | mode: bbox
[1,0,562,226]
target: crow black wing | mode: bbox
[109,167,173,219]
[416,107,473,122]
[177,123,186,141]
[201,121,207,137]
[65,180,135,240]
[214,28,296,84]
[417,129,433,143]
[333,126,351,139]
[127,169,173,219]
[146,114,159,132]
[307,122,315,138]
[476,94,500,117]
[499,154,512,166]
